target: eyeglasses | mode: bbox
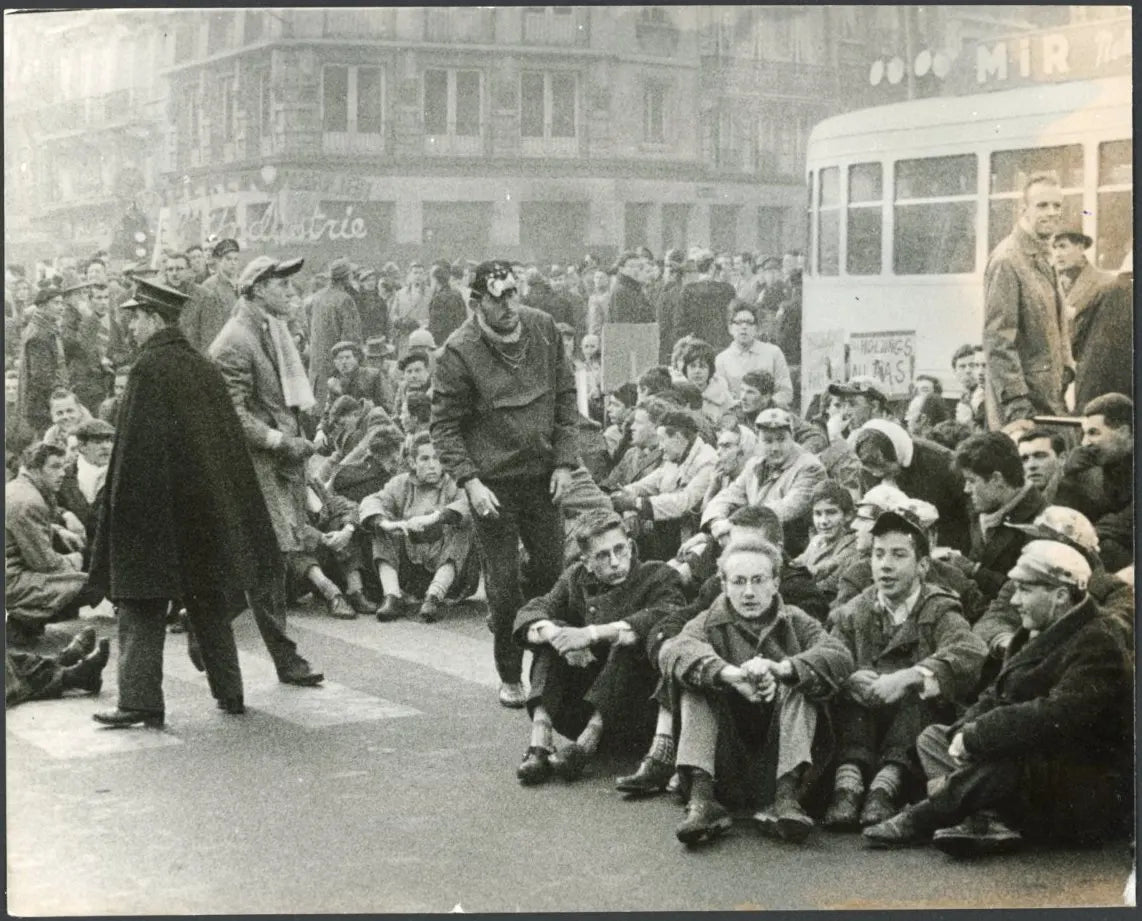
[731,319,757,327]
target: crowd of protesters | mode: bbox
[3,193,1134,862]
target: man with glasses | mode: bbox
[511,509,685,786]
[715,302,793,406]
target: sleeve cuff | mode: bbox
[526,620,556,644]
[914,665,941,700]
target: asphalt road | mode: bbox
[6,602,1133,914]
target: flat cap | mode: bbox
[33,286,64,306]
[330,340,364,361]
[1051,228,1093,249]
[888,497,939,533]
[237,256,303,295]
[872,508,931,555]
[1009,506,1099,554]
[755,407,794,431]
[74,418,116,441]
[1007,539,1091,591]
[329,257,352,282]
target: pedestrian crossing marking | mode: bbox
[296,618,510,689]
[6,699,185,759]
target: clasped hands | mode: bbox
[721,656,793,705]
[846,667,920,707]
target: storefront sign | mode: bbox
[847,330,915,399]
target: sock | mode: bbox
[345,570,364,595]
[529,713,553,753]
[869,763,905,801]
[576,713,604,755]
[654,706,673,736]
[834,762,865,794]
[648,733,676,764]
[688,767,715,802]
[426,562,456,601]
[377,562,401,598]
[306,566,339,600]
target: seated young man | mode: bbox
[391,349,433,422]
[5,442,93,645]
[825,508,986,831]
[315,341,395,446]
[42,388,92,450]
[328,418,405,504]
[792,480,858,603]
[864,540,1133,857]
[5,625,110,707]
[656,537,854,846]
[600,396,668,492]
[360,431,476,623]
[611,411,716,561]
[511,509,686,786]
[701,408,826,558]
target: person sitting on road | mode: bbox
[824,508,986,832]
[5,442,93,646]
[656,537,854,846]
[400,390,432,437]
[611,410,716,562]
[511,509,686,787]
[359,431,476,624]
[863,540,1133,857]
[314,341,395,447]
[701,408,827,558]
[5,625,110,707]
[792,480,858,603]
[327,417,404,504]
[599,397,667,492]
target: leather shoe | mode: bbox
[62,639,111,694]
[860,788,898,827]
[550,742,589,781]
[932,813,1022,858]
[58,626,98,666]
[676,797,732,846]
[755,798,814,844]
[375,595,404,622]
[498,682,527,709]
[517,747,552,785]
[862,808,931,849]
[823,787,864,830]
[93,708,164,729]
[616,756,674,797]
[278,662,324,686]
[326,593,357,620]
[418,595,441,624]
[346,591,377,616]
[216,697,246,715]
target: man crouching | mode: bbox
[658,538,854,846]
[512,509,686,785]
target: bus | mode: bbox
[800,74,1132,404]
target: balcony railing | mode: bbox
[522,9,581,46]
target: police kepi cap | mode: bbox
[237,256,304,295]
[121,277,188,321]
[212,238,240,259]
[1007,539,1091,591]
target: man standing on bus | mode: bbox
[982,173,1074,429]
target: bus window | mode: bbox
[987,145,1083,253]
[893,155,976,275]
[817,166,839,276]
[847,162,882,275]
[1097,139,1132,271]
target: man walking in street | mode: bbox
[89,279,286,728]
[982,173,1073,427]
[308,257,363,408]
[210,258,328,689]
[432,260,580,708]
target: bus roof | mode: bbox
[809,76,1131,151]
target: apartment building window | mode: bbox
[643,83,666,144]
[323,65,385,154]
[424,69,482,155]
[523,7,576,45]
[520,71,577,156]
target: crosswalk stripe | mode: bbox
[295,618,514,690]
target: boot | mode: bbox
[616,755,674,797]
[676,797,732,845]
[58,626,97,666]
[762,772,814,843]
[61,639,111,694]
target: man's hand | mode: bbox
[563,648,597,669]
[280,435,316,462]
[721,665,768,705]
[54,525,85,552]
[60,510,85,535]
[65,551,84,571]
[322,526,354,554]
[867,669,920,706]
[465,478,501,521]
[931,547,974,574]
[610,491,637,513]
[549,467,574,505]
[403,513,437,534]
[708,519,731,543]
[326,377,343,398]
[740,658,779,702]
[550,626,593,654]
[846,669,881,706]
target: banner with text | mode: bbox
[848,329,916,400]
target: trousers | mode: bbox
[241,563,308,676]
[117,592,243,714]
[471,476,564,684]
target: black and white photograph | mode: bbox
[3,4,1135,913]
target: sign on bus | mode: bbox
[848,330,916,400]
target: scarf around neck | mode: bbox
[252,300,315,412]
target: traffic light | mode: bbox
[113,205,151,262]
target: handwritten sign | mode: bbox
[802,328,846,404]
[848,330,916,399]
[601,323,659,393]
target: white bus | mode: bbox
[801,75,1132,402]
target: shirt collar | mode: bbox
[876,581,923,626]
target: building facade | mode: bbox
[6,6,1114,272]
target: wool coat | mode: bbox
[956,597,1133,842]
[965,485,1046,599]
[89,327,278,601]
[308,284,363,407]
[1070,269,1133,408]
[209,300,312,553]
